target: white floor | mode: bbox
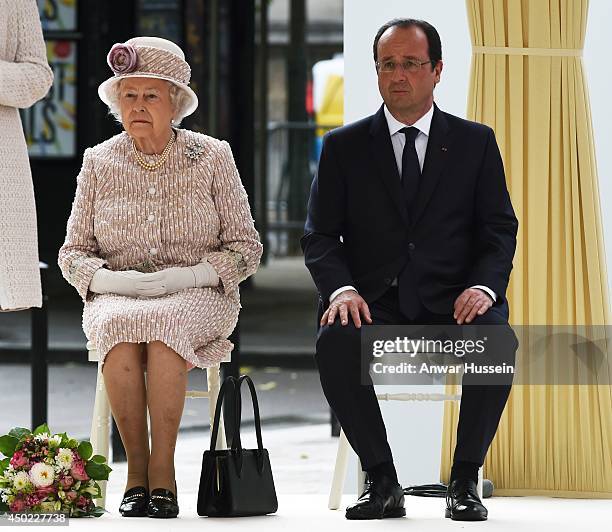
[22,424,612,530]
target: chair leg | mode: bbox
[328,429,350,510]
[207,365,226,450]
[90,360,111,508]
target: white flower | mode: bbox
[82,485,99,495]
[12,472,31,491]
[48,435,62,448]
[29,462,55,487]
[34,433,50,443]
[1,491,9,503]
[54,448,73,471]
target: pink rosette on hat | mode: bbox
[107,43,138,75]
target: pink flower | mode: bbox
[60,475,73,489]
[66,491,78,502]
[10,450,29,469]
[107,43,138,74]
[76,495,89,508]
[70,459,89,482]
[35,485,56,500]
[9,499,27,512]
[25,494,40,507]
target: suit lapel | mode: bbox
[411,105,452,226]
[368,105,409,226]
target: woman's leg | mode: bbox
[102,342,150,492]
[145,340,187,493]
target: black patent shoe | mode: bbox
[345,475,406,520]
[445,478,488,521]
[147,483,179,518]
[119,486,148,517]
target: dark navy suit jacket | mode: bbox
[301,104,518,315]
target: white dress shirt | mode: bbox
[329,104,497,305]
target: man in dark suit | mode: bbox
[301,18,518,521]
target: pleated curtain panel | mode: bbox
[441,0,612,497]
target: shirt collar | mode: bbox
[384,103,434,138]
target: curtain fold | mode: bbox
[441,0,612,497]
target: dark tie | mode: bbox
[400,126,421,217]
[398,127,422,319]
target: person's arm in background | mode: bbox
[0,0,53,108]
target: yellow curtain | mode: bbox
[441,0,612,497]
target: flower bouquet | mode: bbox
[0,424,112,517]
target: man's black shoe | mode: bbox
[445,478,488,521]
[345,475,405,520]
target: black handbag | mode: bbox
[197,374,278,517]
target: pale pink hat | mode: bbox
[97,36,198,118]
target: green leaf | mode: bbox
[0,458,9,473]
[0,501,8,512]
[89,454,107,464]
[57,432,69,447]
[33,423,50,436]
[0,435,18,458]
[77,441,93,461]
[91,506,106,517]
[85,462,111,481]
[8,427,31,440]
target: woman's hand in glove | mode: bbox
[132,261,219,298]
[89,268,147,297]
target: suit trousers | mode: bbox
[315,286,516,471]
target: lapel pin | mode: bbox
[441,146,448,152]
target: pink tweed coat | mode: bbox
[58,129,262,368]
[0,0,53,310]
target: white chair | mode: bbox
[88,341,227,507]
[328,389,483,510]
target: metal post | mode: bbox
[208,0,219,136]
[257,0,269,262]
[31,263,49,429]
[287,0,309,253]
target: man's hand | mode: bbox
[321,290,372,328]
[453,287,493,324]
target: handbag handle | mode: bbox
[209,375,238,451]
[231,375,265,473]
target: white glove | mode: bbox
[89,269,147,297]
[134,261,219,298]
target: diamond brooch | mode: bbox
[185,140,205,161]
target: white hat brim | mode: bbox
[98,74,198,118]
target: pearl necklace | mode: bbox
[132,131,176,171]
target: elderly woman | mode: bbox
[0,0,53,311]
[58,37,262,519]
